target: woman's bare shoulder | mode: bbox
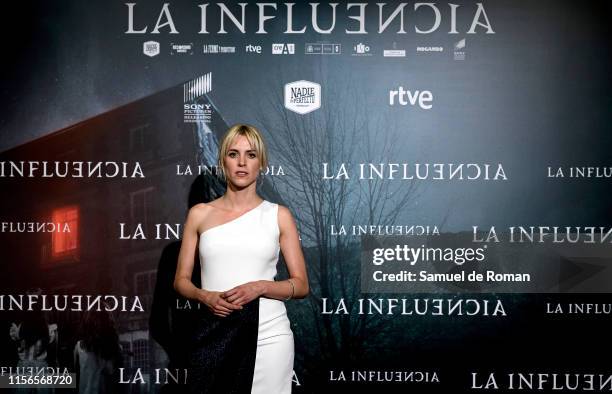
[276,203,290,214]
[186,202,217,228]
[188,203,211,215]
[276,204,297,228]
[190,198,224,214]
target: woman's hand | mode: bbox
[222,281,264,306]
[198,289,243,317]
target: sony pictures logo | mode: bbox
[183,73,213,123]
[272,43,295,54]
[143,41,160,57]
[284,80,321,115]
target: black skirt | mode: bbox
[186,298,260,394]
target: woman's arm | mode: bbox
[224,205,309,304]
[264,204,309,299]
[173,206,205,301]
[174,205,242,317]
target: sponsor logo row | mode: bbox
[182,73,434,120]
[144,40,467,60]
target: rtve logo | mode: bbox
[245,44,262,53]
[389,86,433,109]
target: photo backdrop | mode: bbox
[1,1,612,393]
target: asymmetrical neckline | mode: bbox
[200,200,266,237]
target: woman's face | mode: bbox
[223,135,261,187]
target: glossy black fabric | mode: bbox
[186,298,260,394]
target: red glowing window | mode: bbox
[51,206,79,256]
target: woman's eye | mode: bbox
[249,153,257,158]
[228,152,237,157]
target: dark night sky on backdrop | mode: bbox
[2,0,612,153]
[2,1,612,231]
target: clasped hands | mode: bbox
[199,281,264,317]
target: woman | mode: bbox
[174,124,309,394]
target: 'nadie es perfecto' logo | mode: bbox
[284,80,321,115]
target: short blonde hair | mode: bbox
[217,124,268,178]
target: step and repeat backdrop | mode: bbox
[1,1,612,393]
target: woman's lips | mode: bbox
[235,171,248,176]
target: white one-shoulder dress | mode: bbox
[199,200,294,394]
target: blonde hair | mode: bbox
[217,124,268,179]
